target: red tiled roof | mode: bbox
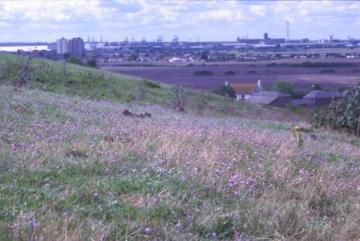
[230,83,257,94]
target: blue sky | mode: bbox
[0,0,360,42]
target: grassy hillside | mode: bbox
[0,86,359,240]
[0,54,297,121]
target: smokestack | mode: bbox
[286,21,290,41]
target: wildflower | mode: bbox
[27,219,40,228]
[228,174,239,188]
[215,169,225,177]
[175,221,181,229]
[298,168,313,179]
[144,227,152,234]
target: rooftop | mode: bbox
[230,83,257,94]
[247,91,291,105]
[305,90,344,99]
[252,91,290,97]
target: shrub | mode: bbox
[272,81,295,96]
[193,70,213,76]
[224,70,235,75]
[87,58,97,68]
[213,85,236,99]
[320,69,336,73]
[266,62,356,68]
[144,81,160,89]
[65,55,82,65]
[312,82,360,135]
[201,51,209,60]
[128,53,139,61]
[171,86,186,112]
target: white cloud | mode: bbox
[249,5,266,16]
[0,0,116,22]
[0,0,358,41]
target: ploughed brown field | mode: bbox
[101,60,360,91]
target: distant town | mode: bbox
[1,33,360,109]
[1,33,360,65]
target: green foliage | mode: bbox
[213,85,236,99]
[272,81,306,98]
[201,51,209,60]
[0,85,359,240]
[171,86,187,112]
[65,54,83,65]
[193,70,213,76]
[0,54,163,103]
[224,70,235,75]
[320,69,336,73]
[86,57,97,68]
[0,53,286,117]
[313,82,360,135]
[144,80,160,89]
[273,81,295,96]
[128,53,139,61]
[267,62,356,68]
[213,217,235,238]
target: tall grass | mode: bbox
[0,86,359,240]
[0,53,299,121]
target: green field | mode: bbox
[0,54,294,120]
[0,54,359,240]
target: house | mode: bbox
[293,90,344,106]
[247,91,292,107]
[290,98,315,107]
[305,90,344,106]
[228,80,262,100]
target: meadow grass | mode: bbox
[0,86,359,240]
[0,54,298,121]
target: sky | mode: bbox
[0,0,360,42]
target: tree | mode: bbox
[273,81,294,96]
[201,51,209,61]
[128,53,139,61]
[87,58,97,68]
[214,85,236,99]
[65,54,82,65]
[313,82,360,135]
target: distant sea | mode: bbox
[0,45,49,52]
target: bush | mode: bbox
[320,69,336,73]
[65,55,82,65]
[193,70,213,76]
[87,58,97,68]
[171,86,186,112]
[266,62,356,68]
[272,81,295,96]
[213,85,236,99]
[224,70,235,75]
[312,82,360,135]
[201,51,209,60]
[144,81,160,89]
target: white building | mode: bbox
[56,37,68,54]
